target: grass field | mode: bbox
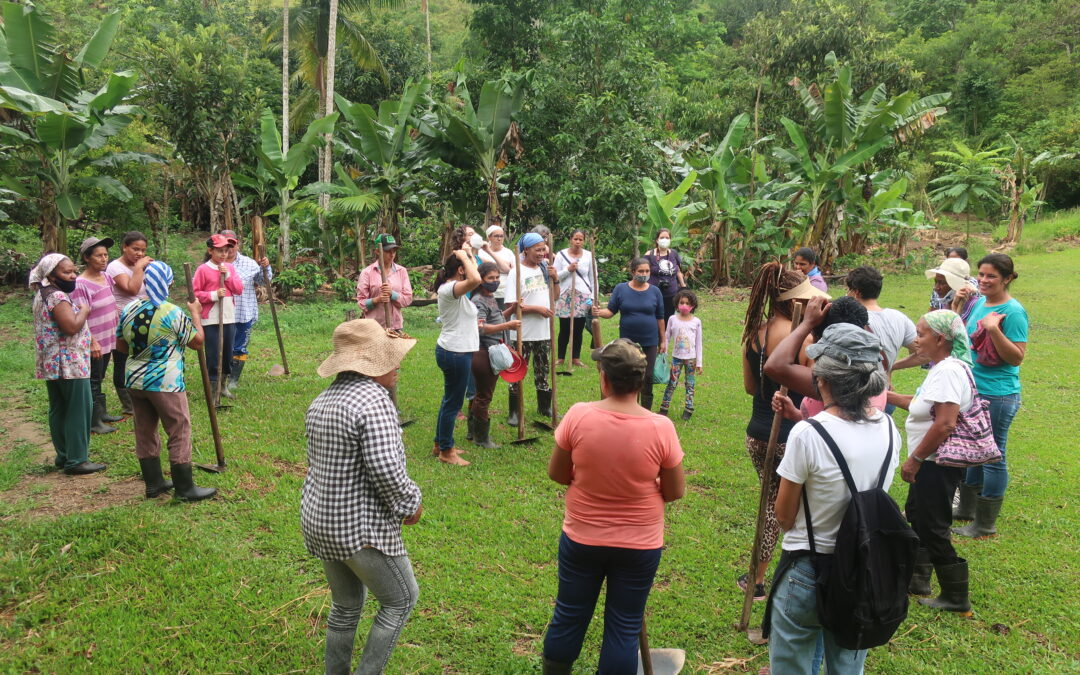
[0,240,1078,673]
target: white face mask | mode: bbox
[657,238,671,249]
[469,233,485,250]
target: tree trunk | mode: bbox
[281,0,292,264]
[422,0,432,74]
[317,0,339,263]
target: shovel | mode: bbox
[183,263,226,473]
[533,236,559,433]
[510,256,539,446]
[637,618,685,675]
[251,216,289,376]
[737,301,804,642]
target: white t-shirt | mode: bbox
[905,357,975,461]
[503,262,551,342]
[777,411,900,554]
[479,246,516,300]
[867,308,916,369]
[436,281,479,353]
[106,258,147,313]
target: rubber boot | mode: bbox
[541,656,573,675]
[953,495,1003,539]
[116,387,135,417]
[139,457,174,498]
[209,378,222,407]
[507,391,520,427]
[466,413,475,441]
[918,559,971,614]
[473,417,499,449]
[170,462,217,502]
[90,395,117,435]
[101,391,123,423]
[226,357,245,394]
[909,547,932,596]
[952,483,978,521]
[537,390,552,418]
[640,386,654,411]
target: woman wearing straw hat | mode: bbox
[887,310,976,615]
[30,253,106,475]
[72,236,122,434]
[116,261,216,501]
[303,319,423,674]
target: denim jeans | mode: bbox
[322,548,419,675]
[543,532,662,673]
[769,555,867,675]
[963,393,1021,498]
[204,323,236,380]
[435,345,473,451]
[232,318,255,357]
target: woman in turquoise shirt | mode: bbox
[951,253,1027,539]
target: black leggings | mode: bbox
[557,316,588,360]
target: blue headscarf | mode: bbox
[144,261,174,307]
[517,232,543,253]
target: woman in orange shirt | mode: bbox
[542,338,686,674]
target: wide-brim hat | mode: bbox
[777,277,830,302]
[78,236,114,259]
[924,257,971,292]
[498,346,528,383]
[317,319,417,378]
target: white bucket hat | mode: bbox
[924,257,971,292]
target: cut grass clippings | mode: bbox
[0,240,1078,672]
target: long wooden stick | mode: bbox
[589,233,603,396]
[252,223,289,376]
[546,240,558,429]
[639,617,654,675]
[739,301,804,633]
[377,253,400,411]
[567,267,576,369]
[216,268,226,402]
[515,253,526,440]
[184,263,225,468]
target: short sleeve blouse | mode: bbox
[33,290,92,380]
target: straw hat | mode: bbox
[777,276,830,302]
[317,319,417,378]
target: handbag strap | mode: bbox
[558,249,592,293]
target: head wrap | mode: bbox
[806,323,882,365]
[144,261,174,307]
[517,232,543,253]
[923,309,973,366]
[28,253,69,292]
[485,224,504,237]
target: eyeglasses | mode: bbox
[489,233,504,238]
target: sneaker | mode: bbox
[737,573,766,601]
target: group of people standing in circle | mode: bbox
[736,246,1026,673]
[29,230,273,500]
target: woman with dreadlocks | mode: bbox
[738,262,828,600]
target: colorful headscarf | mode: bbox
[144,261,174,307]
[517,232,543,253]
[923,309,973,366]
[28,253,69,292]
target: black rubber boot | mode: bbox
[681,409,693,421]
[953,495,1003,539]
[640,387,654,411]
[473,417,500,449]
[466,413,475,441]
[909,547,932,596]
[139,457,174,498]
[537,390,552,418]
[101,391,123,423]
[919,559,972,614]
[657,405,669,417]
[541,656,573,675]
[227,357,244,394]
[116,387,135,416]
[953,483,978,521]
[507,391,520,427]
[90,395,117,435]
[170,462,217,502]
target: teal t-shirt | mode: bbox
[966,297,1028,396]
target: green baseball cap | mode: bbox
[374,233,400,250]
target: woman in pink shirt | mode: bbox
[543,338,685,674]
[73,237,122,434]
[191,234,243,403]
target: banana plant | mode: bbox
[334,78,431,240]
[251,108,338,263]
[417,70,530,226]
[636,171,706,250]
[0,4,158,253]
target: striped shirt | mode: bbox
[232,254,271,324]
[72,275,119,354]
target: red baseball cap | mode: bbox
[207,233,238,248]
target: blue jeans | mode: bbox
[232,319,255,357]
[435,345,472,451]
[769,555,867,675]
[543,532,662,673]
[322,548,419,675]
[963,393,1021,499]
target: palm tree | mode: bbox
[928,141,1008,242]
[318,0,340,245]
[281,0,292,262]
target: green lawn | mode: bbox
[1,244,1078,673]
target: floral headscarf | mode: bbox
[28,253,69,293]
[923,309,973,366]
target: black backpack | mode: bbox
[802,417,920,650]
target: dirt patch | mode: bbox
[271,457,307,478]
[0,471,148,519]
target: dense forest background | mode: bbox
[2,0,1078,287]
